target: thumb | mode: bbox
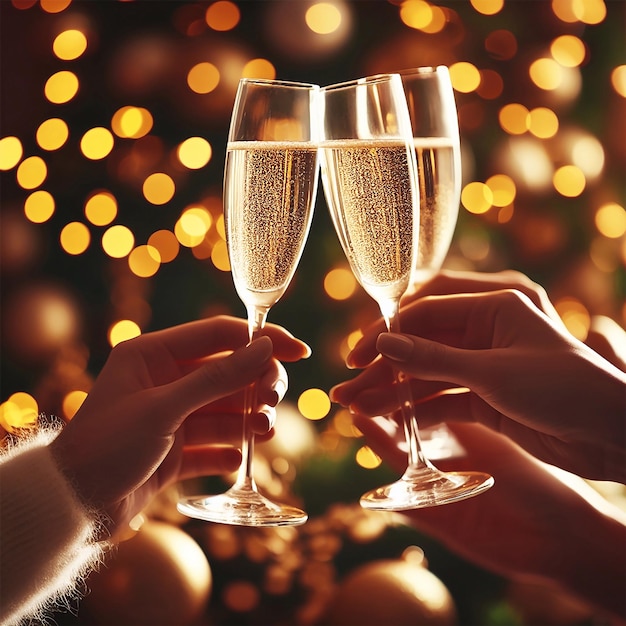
[376,332,480,389]
[156,336,274,425]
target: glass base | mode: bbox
[360,467,494,510]
[177,486,308,527]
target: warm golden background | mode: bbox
[1,1,624,625]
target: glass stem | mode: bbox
[381,298,430,473]
[233,304,270,492]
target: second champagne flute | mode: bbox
[319,73,493,509]
[177,78,319,526]
[401,65,464,460]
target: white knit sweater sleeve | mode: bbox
[0,429,104,626]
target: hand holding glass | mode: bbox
[178,79,319,526]
[319,73,493,509]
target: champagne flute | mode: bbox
[319,73,493,509]
[177,78,319,526]
[401,66,464,460]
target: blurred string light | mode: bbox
[355,446,382,470]
[595,203,626,239]
[25,190,55,223]
[470,0,504,15]
[399,0,447,33]
[142,172,175,205]
[62,389,87,420]
[41,0,72,14]
[111,106,153,139]
[324,267,357,300]
[0,392,39,433]
[84,191,117,226]
[102,224,134,258]
[109,319,142,347]
[551,0,607,24]
[44,70,79,104]
[297,388,331,421]
[612,65,626,97]
[81,127,114,160]
[16,156,47,189]
[555,297,591,340]
[52,28,87,60]
[36,118,69,150]
[60,221,90,255]
[177,137,212,169]
[187,62,220,94]
[205,0,240,31]
[0,136,23,169]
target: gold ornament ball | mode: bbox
[83,520,212,626]
[322,558,457,626]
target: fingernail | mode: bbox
[377,333,414,362]
[272,379,287,403]
[252,411,272,433]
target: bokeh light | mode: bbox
[0,136,23,170]
[211,239,230,271]
[461,181,493,214]
[60,221,91,255]
[111,106,153,139]
[553,164,586,197]
[611,65,626,97]
[297,388,331,421]
[16,156,47,189]
[53,29,87,60]
[205,0,240,31]
[499,103,529,135]
[62,390,88,420]
[80,127,114,160]
[84,191,117,226]
[41,0,72,14]
[109,319,142,347]
[102,224,135,258]
[550,35,586,67]
[306,3,342,34]
[528,107,559,139]
[187,62,220,94]
[24,190,55,223]
[36,118,69,150]
[470,0,504,15]
[324,267,357,300]
[355,446,382,469]
[529,57,564,90]
[595,202,626,239]
[0,392,39,433]
[148,230,180,263]
[128,244,161,277]
[242,58,276,80]
[485,174,516,207]
[44,70,79,104]
[143,172,175,205]
[449,62,481,93]
[177,137,212,169]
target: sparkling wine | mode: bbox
[224,141,318,308]
[320,138,417,303]
[412,137,460,286]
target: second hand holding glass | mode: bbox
[319,73,494,509]
[177,78,319,526]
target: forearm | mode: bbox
[0,428,105,625]
[548,493,626,623]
